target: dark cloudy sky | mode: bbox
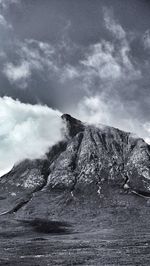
[0,0,150,174]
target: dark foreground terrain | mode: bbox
[0,191,150,266]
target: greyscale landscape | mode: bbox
[0,1,150,265]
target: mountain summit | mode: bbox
[0,114,150,216]
[61,113,84,137]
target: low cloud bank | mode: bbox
[0,97,63,176]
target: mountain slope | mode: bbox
[0,114,150,216]
[46,114,150,196]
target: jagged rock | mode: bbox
[61,113,84,137]
[0,114,150,215]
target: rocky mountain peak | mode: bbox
[61,113,84,137]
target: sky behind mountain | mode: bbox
[0,0,150,174]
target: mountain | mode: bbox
[0,114,150,217]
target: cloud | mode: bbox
[60,7,141,105]
[0,97,63,176]
[2,38,58,89]
[60,64,79,82]
[0,5,141,100]
[73,95,150,144]
[21,39,58,73]
[0,0,19,9]
[81,9,140,84]
[143,123,150,144]
[59,8,150,144]
[103,7,126,40]
[143,30,150,50]
[0,14,11,29]
[81,41,122,81]
[3,61,31,89]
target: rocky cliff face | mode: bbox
[0,114,150,215]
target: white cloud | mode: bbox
[103,7,126,40]
[20,39,57,73]
[3,61,31,88]
[0,14,11,29]
[3,39,58,88]
[0,97,63,176]
[143,123,150,144]
[81,41,122,80]
[60,65,79,82]
[23,39,55,60]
